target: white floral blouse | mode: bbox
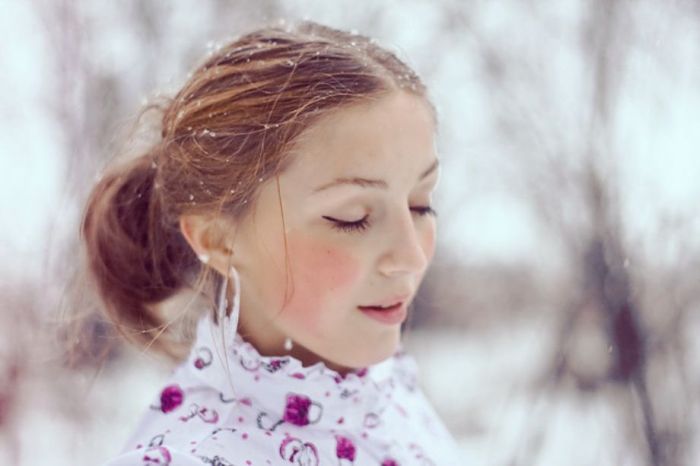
[102,310,463,465]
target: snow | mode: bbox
[1,0,699,464]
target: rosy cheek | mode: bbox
[422,224,437,265]
[279,232,361,330]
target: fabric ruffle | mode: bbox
[182,310,419,432]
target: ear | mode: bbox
[179,214,236,276]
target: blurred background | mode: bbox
[1,0,699,465]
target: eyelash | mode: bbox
[324,206,437,233]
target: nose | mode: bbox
[377,209,430,277]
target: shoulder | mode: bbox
[102,444,205,466]
[104,427,295,466]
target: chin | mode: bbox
[343,333,401,368]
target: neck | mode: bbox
[237,320,356,377]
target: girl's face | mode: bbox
[230,90,439,374]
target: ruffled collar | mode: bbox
[182,310,419,433]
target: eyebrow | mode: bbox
[312,158,439,194]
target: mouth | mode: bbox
[357,297,409,325]
[359,293,411,310]
[357,302,403,312]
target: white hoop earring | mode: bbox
[284,337,293,351]
[216,265,241,335]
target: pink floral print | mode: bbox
[102,313,462,465]
[335,434,357,462]
[158,384,184,413]
[283,393,322,426]
[193,347,213,370]
[142,445,171,464]
[279,434,319,465]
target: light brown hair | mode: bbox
[80,20,434,360]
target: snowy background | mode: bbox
[1,1,699,465]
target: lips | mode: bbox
[359,294,410,310]
[358,295,410,325]
[358,301,408,325]
[358,302,402,311]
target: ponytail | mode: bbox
[81,150,197,359]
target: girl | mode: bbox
[83,19,462,465]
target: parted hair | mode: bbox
[80,19,432,360]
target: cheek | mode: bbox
[279,233,361,328]
[421,223,437,264]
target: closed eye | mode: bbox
[323,206,437,234]
[412,206,437,217]
[323,214,371,233]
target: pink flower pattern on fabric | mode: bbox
[142,445,172,464]
[335,434,356,462]
[159,385,184,413]
[283,393,322,426]
[279,434,319,465]
[102,314,462,465]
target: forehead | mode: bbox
[282,92,437,187]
